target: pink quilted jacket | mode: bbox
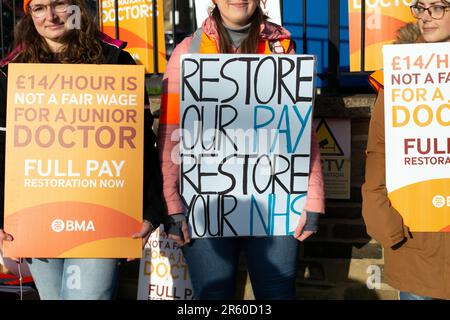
[157,17,325,216]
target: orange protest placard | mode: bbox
[99,0,167,74]
[348,0,416,72]
[3,64,145,258]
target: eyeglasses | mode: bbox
[28,1,70,18]
[410,5,450,20]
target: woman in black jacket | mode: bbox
[0,0,165,299]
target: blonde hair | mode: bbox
[394,22,422,44]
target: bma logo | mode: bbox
[432,195,450,208]
[51,219,96,232]
[51,219,65,232]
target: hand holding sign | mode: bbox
[293,213,314,242]
[0,229,14,248]
[127,220,155,262]
[0,230,19,262]
[166,218,191,247]
[132,220,154,249]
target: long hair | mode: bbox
[394,22,422,44]
[210,5,267,53]
[13,0,104,63]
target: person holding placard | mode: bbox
[0,0,165,300]
[158,0,325,300]
[362,0,450,300]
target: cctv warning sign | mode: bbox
[315,118,351,199]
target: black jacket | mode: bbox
[0,38,166,230]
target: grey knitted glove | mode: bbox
[303,211,321,232]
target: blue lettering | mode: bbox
[289,194,306,235]
[253,105,275,152]
[270,193,291,235]
[291,105,312,152]
[270,105,292,153]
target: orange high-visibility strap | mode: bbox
[279,39,292,52]
[197,30,292,54]
[257,39,292,54]
[199,32,271,54]
[199,33,220,54]
[369,70,384,93]
[257,40,271,54]
[159,93,180,125]
[200,33,273,54]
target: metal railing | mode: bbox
[165,0,371,92]
[0,0,22,59]
[0,0,371,91]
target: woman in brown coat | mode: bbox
[362,0,450,300]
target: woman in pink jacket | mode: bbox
[158,0,325,299]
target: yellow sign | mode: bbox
[100,0,167,74]
[315,118,351,200]
[3,64,145,257]
[316,119,344,156]
[348,0,416,71]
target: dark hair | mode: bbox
[211,5,267,53]
[13,0,104,63]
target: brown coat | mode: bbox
[362,91,450,300]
